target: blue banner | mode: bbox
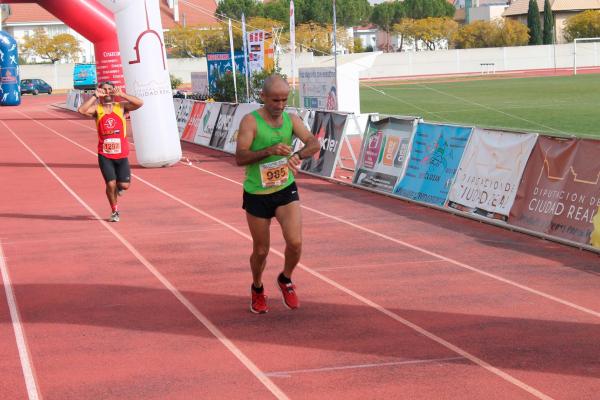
[0,31,21,106]
[393,123,472,206]
[206,52,246,96]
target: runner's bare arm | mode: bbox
[290,114,320,159]
[77,88,102,117]
[235,114,292,166]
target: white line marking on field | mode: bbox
[315,259,445,272]
[187,163,600,319]
[0,240,41,400]
[28,109,555,399]
[266,356,464,378]
[3,119,289,400]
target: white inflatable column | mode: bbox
[98,0,181,167]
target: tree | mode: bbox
[335,0,372,27]
[393,18,417,51]
[216,0,261,20]
[165,25,206,58]
[452,19,528,49]
[402,0,455,19]
[294,0,333,25]
[371,1,404,51]
[262,0,289,22]
[295,22,352,54]
[165,26,230,57]
[527,0,542,45]
[20,28,81,63]
[542,0,554,44]
[411,17,458,51]
[499,19,530,47]
[563,10,600,42]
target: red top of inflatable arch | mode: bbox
[1,0,124,86]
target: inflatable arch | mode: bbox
[1,0,181,167]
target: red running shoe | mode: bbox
[277,279,299,310]
[250,286,269,314]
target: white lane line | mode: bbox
[32,111,554,399]
[3,120,289,400]
[266,357,464,378]
[315,259,445,272]
[0,241,41,400]
[187,163,600,319]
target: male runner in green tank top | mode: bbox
[236,75,320,314]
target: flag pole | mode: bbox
[241,14,250,102]
[228,18,238,103]
[290,0,296,107]
[332,0,339,111]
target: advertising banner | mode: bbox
[285,107,314,152]
[176,99,194,134]
[181,102,207,143]
[394,123,472,206]
[247,30,265,76]
[191,72,209,96]
[193,102,222,147]
[447,128,538,219]
[509,136,600,248]
[223,103,262,154]
[299,68,337,110]
[173,97,183,114]
[206,52,246,96]
[353,116,418,193]
[209,103,238,150]
[300,111,347,178]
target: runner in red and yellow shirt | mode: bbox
[78,81,143,222]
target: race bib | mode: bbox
[102,138,122,155]
[259,158,289,188]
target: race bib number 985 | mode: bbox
[259,158,289,188]
[103,138,122,154]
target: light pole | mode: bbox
[332,0,338,111]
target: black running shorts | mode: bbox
[243,182,300,219]
[98,154,131,183]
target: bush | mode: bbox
[170,74,183,90]
[213,71,248,103]
[250,67,287,103]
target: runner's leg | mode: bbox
[275,200,302,279]
[246,213,272,288]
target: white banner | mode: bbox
[299,67,337,111]
[176,99,194,134]
[248,30,265,76]
[448,128,538,217]
[173,97,183,114]
[223,103,261,154]
[191,72,208,96]
[193,102,222,147]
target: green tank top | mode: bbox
[244,110,295,194]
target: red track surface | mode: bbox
[1,95,599,400]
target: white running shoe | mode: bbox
[109,211,120,222]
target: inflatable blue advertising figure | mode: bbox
[0,31,21,106]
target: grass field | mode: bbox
[357,74,600,138]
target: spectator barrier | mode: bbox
[66,92,599,254]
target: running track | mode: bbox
[0,95,599,400]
